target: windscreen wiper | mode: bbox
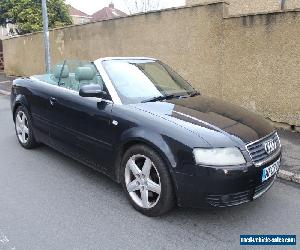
[141,94,177,103]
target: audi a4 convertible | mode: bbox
[11,57,281,216]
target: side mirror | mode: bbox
[79,84,108,99]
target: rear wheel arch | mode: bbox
[14,105,37,149]
[12,95,30,122]
[13,103,22,122]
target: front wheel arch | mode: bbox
[116,139,174,182]
[115,139,179,205]
[120,143,176,216]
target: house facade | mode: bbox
[91,3,127,22]
[68,3,127,24]
[0,24,18,40]
[68,5,92,25]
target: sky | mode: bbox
[65,0,186,15]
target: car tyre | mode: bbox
[121,144,175,216]
[14,106,37,149]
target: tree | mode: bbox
[0,0,72,35]
[123,0,162,14]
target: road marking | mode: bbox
[0,90,10,95]
[0,229,15,249]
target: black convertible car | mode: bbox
[11,57,281,216]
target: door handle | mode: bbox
[49,97,57,106]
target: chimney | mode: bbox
[109,3,114,8]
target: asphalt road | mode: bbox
[0,94,299,250]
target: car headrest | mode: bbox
[75,66,96,81]
[54,65,69,78]
[84,64,97,72]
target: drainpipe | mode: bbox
[281,0,286,10]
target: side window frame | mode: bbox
[52,60,113,102]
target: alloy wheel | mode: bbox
[125,154,161,209]
[15,111,29,144]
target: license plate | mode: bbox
[262,158,280,182]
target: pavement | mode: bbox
[0,94,299,249]
[1,73,299,185]
[278,130,300,183]
[0,74,13,95]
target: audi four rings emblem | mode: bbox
[264,139,277,154]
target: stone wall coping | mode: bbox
[2,1,228,41]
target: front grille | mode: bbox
[246,132,280,165]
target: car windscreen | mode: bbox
[102,59,195,104]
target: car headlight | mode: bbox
[193,147,246,166]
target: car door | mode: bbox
[26,78,52,143]
[27,63,68,143]
[48,61,116,172]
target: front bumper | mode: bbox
[205,174,276,207]
[174,152,281,208]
